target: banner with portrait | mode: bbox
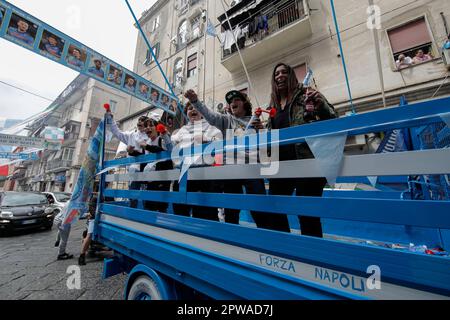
[0,0,177,116]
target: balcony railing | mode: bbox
[46,159,72,172]
[222,0,307,60]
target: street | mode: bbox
[0,221,126,300]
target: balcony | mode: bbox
[46,159,72,172]
[219,0,312,73]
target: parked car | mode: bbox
[0,192,56,235]
[42,192,71,213]
[43,191,91,219]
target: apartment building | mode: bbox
[131,0,450,119]
[15,75,131,193]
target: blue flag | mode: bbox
[206,19,216,37]
[63,119,105,226]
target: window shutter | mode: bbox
[388,18,432,54]
[188,54,197,70]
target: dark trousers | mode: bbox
[144,181,172,213]
[269,178,327,238]
[173,180,221,222]
[129,181,141,208]
[223,179,269,227]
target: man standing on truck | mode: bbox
[106,111,150,208]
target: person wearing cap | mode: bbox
[88,59,105,78]
[184,89,270,227]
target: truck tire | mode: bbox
[127,275,164,300]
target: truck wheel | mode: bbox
[127,275,163,300]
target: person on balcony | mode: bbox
[265,63,337,238]
[396,54,413,70]
[413,49,432,64]
[171,102,223,221]
[184,89,282,230]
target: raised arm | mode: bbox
[107,112,131,145]
[185,89,231,132]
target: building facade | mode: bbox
[14,75,131,193]
[132,0,450,117]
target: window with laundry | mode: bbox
[174,58,184,88]
[387,17,435,70]
[178,20,188,48]
[144,42,160,65]
[187,53,197,78]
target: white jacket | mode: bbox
[109,119,150,152]
[171,119,222,167]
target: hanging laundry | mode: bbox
[233,25,243,40]
[242,24,249,37]
[248,17,258,36]
[262,15,269,32]
[220,29,235,51]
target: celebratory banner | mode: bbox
[0,133,62,150]
[63,118,105,226]
[0,152,39,160]
[0,133,44,148]
[0,0,176,116]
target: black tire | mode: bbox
[127,275,164,300]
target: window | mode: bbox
[152,15,161,32]
[144,43,160,65]
[62,148,74,161]
[387,17,435,69]
[109,100,118,113]
[179,0,189,11]
[174,58,184,88]
[191,15,202,39]
[294,63,307,83]
[187,53,197,78]
[178,20,188,47]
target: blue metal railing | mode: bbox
[95,97,450,299]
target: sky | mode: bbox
[0,0,157,120]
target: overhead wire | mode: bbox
[220,0,261,107]
[0,80,54,102]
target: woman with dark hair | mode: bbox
[184,89,271,227]
[267,63,337,237]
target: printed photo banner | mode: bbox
[0,152,39,161]
[0,0,177,116]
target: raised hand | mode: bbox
[184,89,198,103]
